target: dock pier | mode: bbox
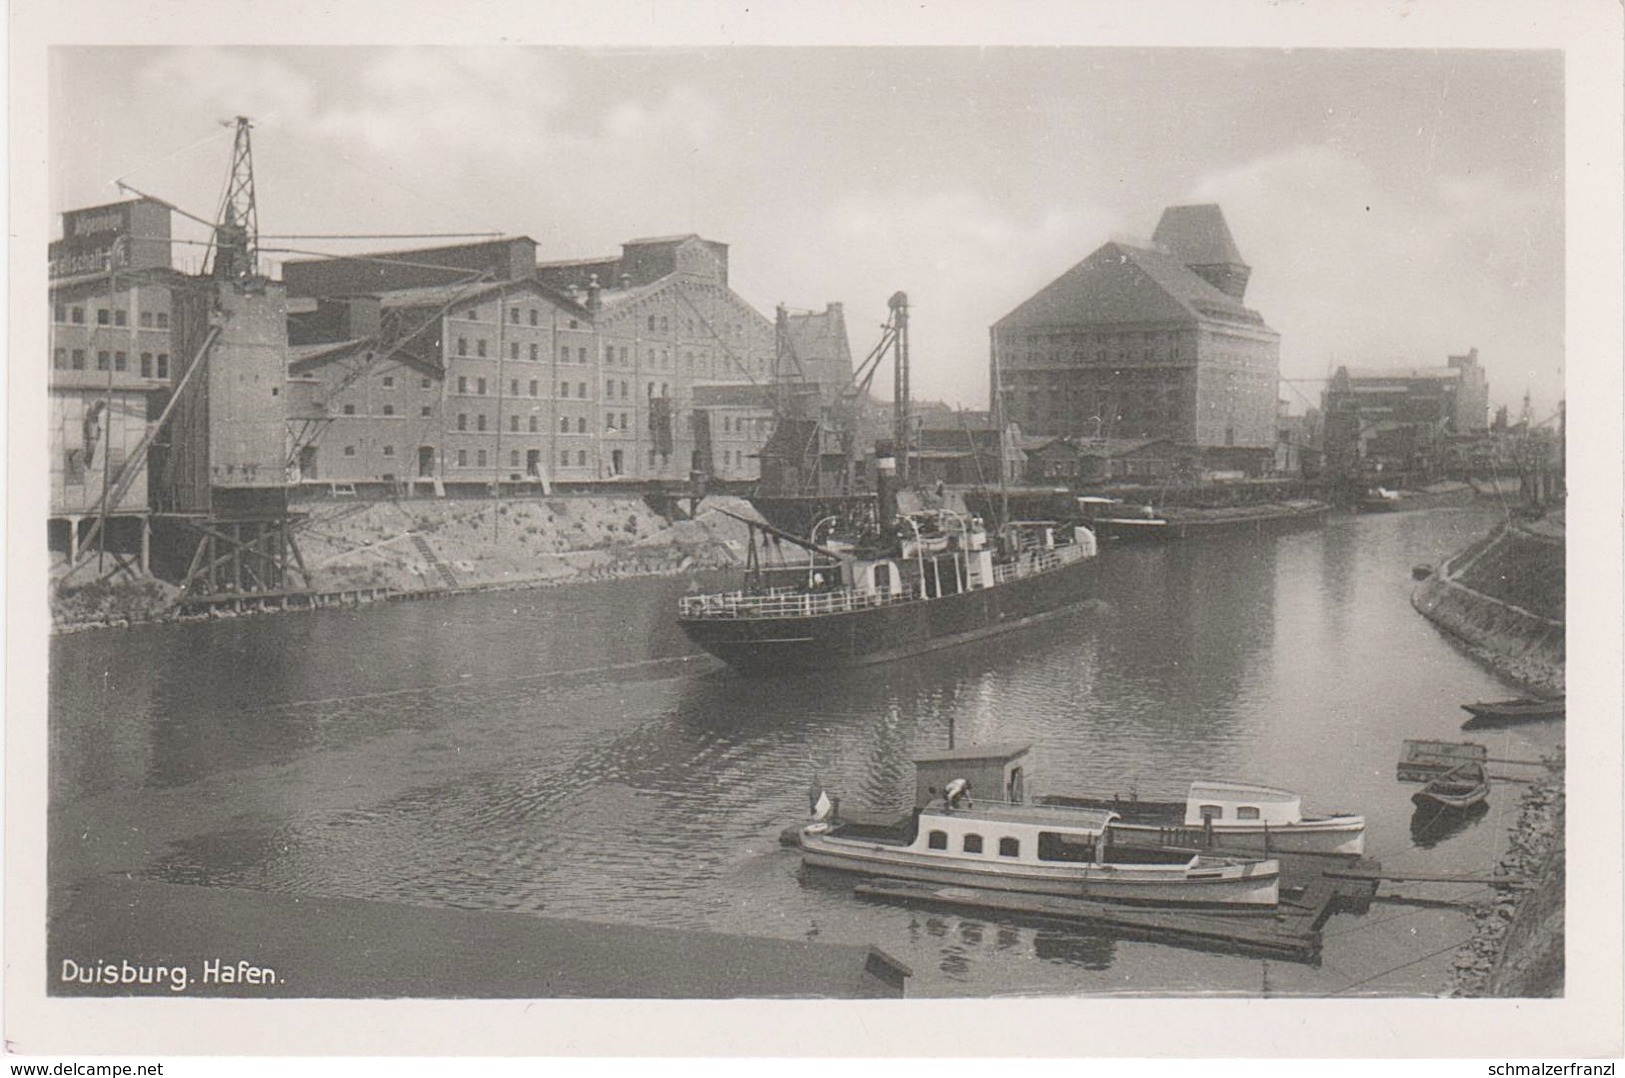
[849,854,1379,964]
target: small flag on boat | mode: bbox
[813,790,833,821]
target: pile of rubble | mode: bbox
[1451,749,1565,997]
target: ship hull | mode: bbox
[678,549,1099,674]
[800,838,1279,908]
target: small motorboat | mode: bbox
[1410,760,1490,813]
[795,745,1281,908]
[1461,697,1565,729]
[1042,780,1365,857]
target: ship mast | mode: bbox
[890,291,910,487]
[989,325,1010,527]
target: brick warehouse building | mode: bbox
[47,198,181,564]
[284,234,785,488]
[990,204,1281,476]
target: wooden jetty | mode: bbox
[850,852,1382,965]
[1398,739,1549,784]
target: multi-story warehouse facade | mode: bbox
[991,205,1280,474]
[539,235,777,483]
[290,278,600,487]
[47,199,180,561]
[285,234,780,487]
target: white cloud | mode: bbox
[311,50,570,164]
[602,85,718,148]
[139,49,317,129]
[1190,145,1563,411]
[747,189,1120,408]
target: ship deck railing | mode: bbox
[991,543,1083,584]
[679,584,921,620]
[678,541,1090,621]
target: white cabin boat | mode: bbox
[799,746,1280,908]
[1048,780,1366,858]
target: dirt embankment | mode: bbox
[50,494,761,632]
[1411,511,1565,696]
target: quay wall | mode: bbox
[1419,512,1566,1000]
[1410,512,1565,696]
[1451,755,1565,998]
[50,493,760,632]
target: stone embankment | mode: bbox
[1415,507,1565,998]
[51,494,761,632]
[1411,511,1565,696]
[1451,753,1565,997]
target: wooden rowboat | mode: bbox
[1460,697,1564,729]
[1411,761,1490,812]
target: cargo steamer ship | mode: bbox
[678,508,1100,674]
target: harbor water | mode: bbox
[49,507,1562,997]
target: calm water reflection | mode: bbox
[50,508,1562,996]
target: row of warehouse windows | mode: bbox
[461,307,585,330]
[447,338,753,374]
[447,414,639,434]
[446,377,676,400]
[333,409,757,439]
[52,348,169,377]
[53,305,169,328]
[336,447,589,470]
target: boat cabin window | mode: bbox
[999,837,1020,858]
[962,834,984,854]
[1037,831,1097,863]
[1199,805,1224,821]
[927,830,947,850]
[1237,806,1261,820]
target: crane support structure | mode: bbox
[209,116,260,279]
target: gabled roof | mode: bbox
[534,256,619,271]
[1341,366,1463,382]
[783,307,849,365]
[288,338,373,371]
[625,233,706,246]
[371,277,584,314]
[995,241,1269,330]
[591,278,670,311]
[1152,204,1245,267]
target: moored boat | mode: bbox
[1410,760,1490,812]
[795,745,1280,909]
[1071,496,1171,542]
[1460,697,1565,728]
[1359,487,1404,512]
[1043,780,1365,858]
[678,504,1100,674]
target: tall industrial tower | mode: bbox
[208,116,259,280]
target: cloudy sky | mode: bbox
[50,46,1565,419]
